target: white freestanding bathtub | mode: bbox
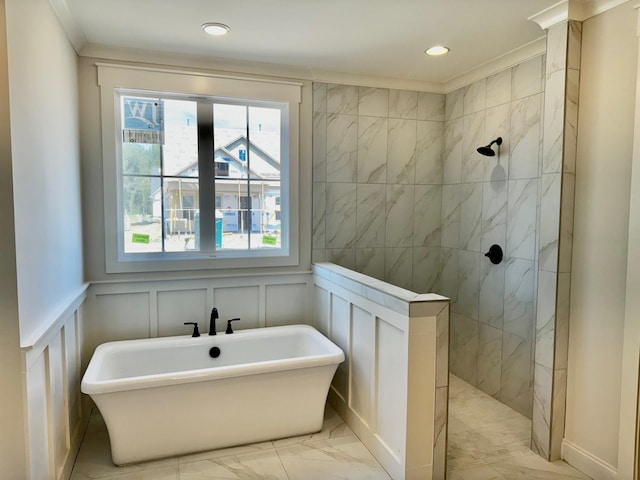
[81,324,344,465]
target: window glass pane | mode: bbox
[123,175,162,252]
[215,179,249,250]
[214,103,249,180]
[122,143,160,175]
[248,106,281,181]
[162,99,198,177]
[252,180,281,249]
[163,178,199,252]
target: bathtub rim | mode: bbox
[81,324,344,395]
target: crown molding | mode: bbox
[529,0,631,30]
[47,0,87,52]
[443,36,546,93]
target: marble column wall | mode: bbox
[312,83,445,292]
[532,20,582,461]
[444,56,546,419]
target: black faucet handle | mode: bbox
[184,322,200,337]
[225,318,241,334]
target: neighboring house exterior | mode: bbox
[152,135,281,235]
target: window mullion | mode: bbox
[197,102,215,252]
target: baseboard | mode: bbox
[562,439,617,480]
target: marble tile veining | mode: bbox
[357,116,387,184]
[448,375,590,479]
[389,89,418,119]
[72,405,391,480]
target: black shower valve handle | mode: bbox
[484,244,504,265]
[225,318,241,334]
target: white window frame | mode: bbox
[97,64,302,273]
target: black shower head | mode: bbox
[477,137,503,157]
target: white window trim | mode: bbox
[97,63,302,273]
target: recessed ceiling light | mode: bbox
[202,23,230,36]
[425,46,449,56]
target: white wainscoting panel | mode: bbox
[21,287,88,480]
[313,262,449,480]
[84,273,313,364]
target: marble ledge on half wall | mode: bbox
[312,262,448,317]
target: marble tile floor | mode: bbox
[70,404,391,480]
[448,374,591,479]
[71,376,592,479]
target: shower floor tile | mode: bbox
[448,374,591,479]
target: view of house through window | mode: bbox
[120,93,284,256]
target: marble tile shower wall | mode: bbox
[311,83,445,292]
[445,56,545,419]
[311,57,544,419]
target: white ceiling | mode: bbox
[62,0,560,86]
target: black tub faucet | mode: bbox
[209,308,219,335]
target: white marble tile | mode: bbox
[433,386,449,480]
[418,91,445,121]
[486,69,512,109]
[546,23,568,75]
[312,182,325,248]
[462,112,486,183]
[501,332,533,418]
[272,406,354,448]
[313,82,327,113]
[481,180,507,255]
[357,116,387,183]
[327,83,358,114]
[539,173,561,272]
[276,435,391,480]
[389,89,417,119]
[477,323,503,399]
[416,120,444,184]
[464,79,486,115]
[510,94,542,180]
[413,246,441,293]
[479,260,505,330]
[446,88,464,121]
[358,86,388,117]
[71,429,179,479]
[511,56,543,101]
[550,368,568,459]
[441,185,461,249]
[555,273,571,370]
[325,183,357,249]
[356,248,385,281]
[542,70,565,175]
[532,362,552,458]
[564,69,580,174]
[504,258,535,340]
[326,113,357,183]
[326,248,356,270]
[385,184,414,247]
[356,184,386,247]
[312,249,326,263]
[414,185,442,247]
[313,112,327,182]
[458,250,480,320]
[441,247,460,312]
[491,452,589,479]
[460,183,483,252]
[451,313,478,385]
[506,179,538,261]
[444,118,463,184]
[387,118,416,184]
[179,450,288,479]
[535,270,556,369]
[385,247,414,290]
[567,21,582,70]
[484,104,510,183]
[436,308,450,387]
